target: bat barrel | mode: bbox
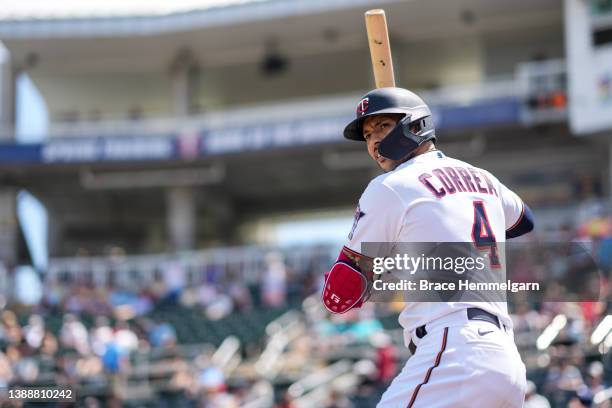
[365,9,395,88]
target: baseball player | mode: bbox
[322,87,534,407]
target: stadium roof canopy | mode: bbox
[0,0,561,39]
[0,0,272,20]
[0,0,561,74]
[0,0,396,38]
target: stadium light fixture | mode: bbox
[260,37,289,77]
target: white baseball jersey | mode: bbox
[345,150,525,338]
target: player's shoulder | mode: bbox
[368,165,414,194]
[363,172,396,195]
[359,172,406,207]
[361,163,427,207]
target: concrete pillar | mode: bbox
[198,192,237,242]
[609,138,612,199]
[46,208,63,258]
[0,190,17,267]
[170,49,199,117]
[166,186,196,251]
[0,44,16,140]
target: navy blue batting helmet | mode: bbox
[343,87,436,160]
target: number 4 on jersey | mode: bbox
[472,201,501,268]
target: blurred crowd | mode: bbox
[0,252,321,407]
[513,301,610,408]
[0,211,608,406]
[0,288,281,407]
[10,250,321,322]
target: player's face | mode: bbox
[362,114,403,172]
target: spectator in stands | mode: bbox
[101,340,126,375]
[162,261,186,304]
[300,265,320,298]
[180,279,215,308]
[325,389,353,408]
[229,281,253,312]
[4,345,20,377]
[370,332,397,387]
[197,365,239,408]
[38,331,58,376]
[345,307,384,343]
[1,311,23,346]
[275,391,297,408]
[75,352,104,384]
[149,319,177,348]
[23,314,45,351]
[59,314,90,355]
[205,292,233,320]
[158,349,195,408]
[87,286,113,316]
[113,320,139,354]
[99,320,137,376]
[262,252,287,307]
[586,361,606,398]
[150,270,168,301]
[90,316,113,356]
[13,356,39,384]
[83,396,102,408]
[544,351,585,406]
[40,331,58,357]
[524,381,551,408]
[568,386,595,408]
[109,286,153,319]
[40,277,63,312]
[0,352,14,388]
[63,284,86,315]
[105,393,123,408]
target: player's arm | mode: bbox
[506,203,534,238]
[322,246,376,314]
[322,181,403,314]
[498,182,534,239]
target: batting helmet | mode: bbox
[343,87,436,160]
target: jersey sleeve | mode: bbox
[346,180,405,256]
[498,181,525,230]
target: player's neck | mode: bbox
[393,142,436,168]
[413,141,436,157]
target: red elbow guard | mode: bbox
[322,246,373,314]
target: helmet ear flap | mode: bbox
[378,114,436,161]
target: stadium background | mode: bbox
[0,0,610,406]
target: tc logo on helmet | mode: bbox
[356,97,369,116]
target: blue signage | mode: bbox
[0,97,522,165]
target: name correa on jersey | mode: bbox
[343,150,526,334]
[418,166,498,199]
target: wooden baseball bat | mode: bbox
[365,9,395,88]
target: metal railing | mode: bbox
[43,244,335,291]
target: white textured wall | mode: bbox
[30,71,173,121]
[24,27,563,123]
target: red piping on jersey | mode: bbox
[342,245,373,261]
[406,327,449,408]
